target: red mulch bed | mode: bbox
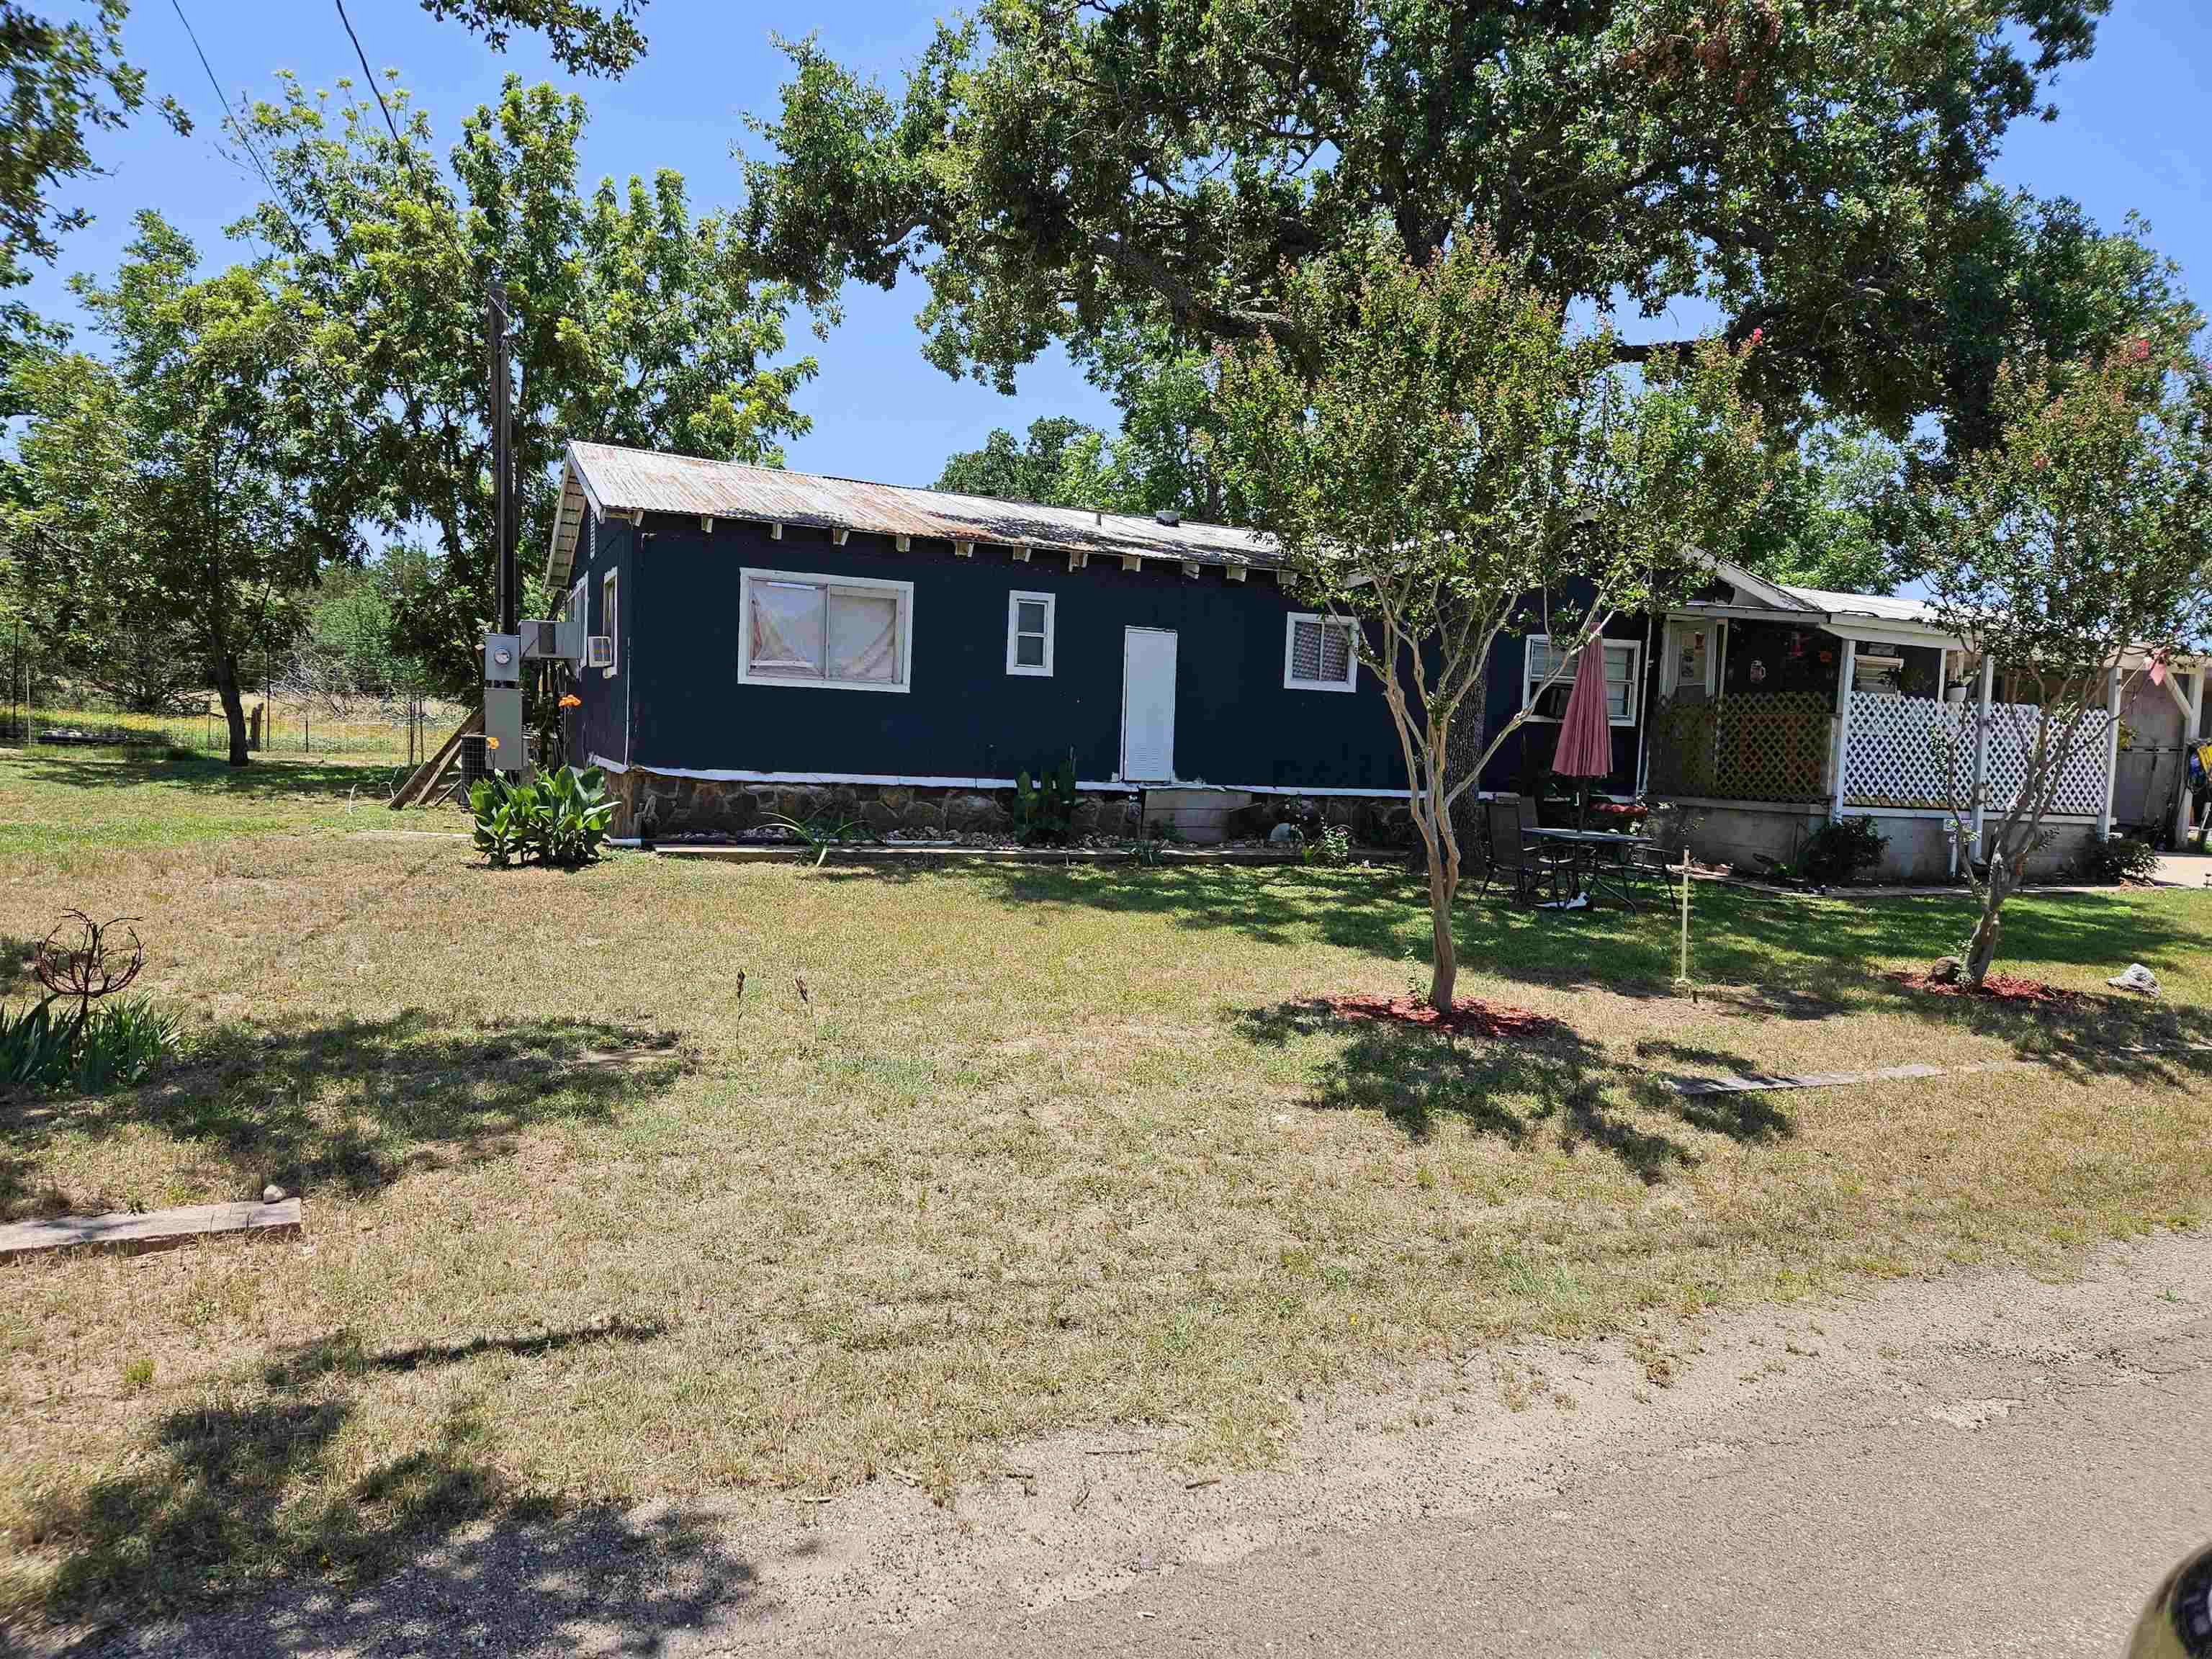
[1886,968,2077,1004]
[1316,993,1565,1039]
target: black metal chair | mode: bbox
[1615,837,1683,911]
[1480,795,1576,903]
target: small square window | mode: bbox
[1007,590,1055,677]
[1284,613,1357,691]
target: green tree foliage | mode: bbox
[936,416,1115,507]
[8,213,353,763]
[1923,341,2212,988]
[739,1,2169,461]
[0,1,158,275]
[415,0,649,76]
[240,74,815,698]
[0,1,190,408]
[1214,230,1768,1010]
[1735,424,1912,595]
[940,323,1253,523]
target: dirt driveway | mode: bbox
[65,1229,2212,1658]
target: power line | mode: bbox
[169,0,278,198]
[334,0,408,153]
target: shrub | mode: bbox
[1303,823,1353,867]
[469,766,616,868]
[1012,750,1082,845]
[2078,833,2160,885]
[1798,816,1888,885]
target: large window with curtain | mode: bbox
[1523,635,1641,725]
[737,568,913,693]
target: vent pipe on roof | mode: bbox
[1155,509,1181,526]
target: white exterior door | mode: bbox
[1121,628,1178,781]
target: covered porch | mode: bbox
[1639,567,2203,881]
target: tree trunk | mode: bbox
[1444,696,1488,881]
[213,652,250,767]
[1963,849,2012,988]
[1427,855,1457,1010]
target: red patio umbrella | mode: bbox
[1550,639,1614,828]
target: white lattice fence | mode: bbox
[1844,695,1969,809]
[1983,702,2113,817]
[1844,693,2112,814]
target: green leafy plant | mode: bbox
[469,766,616,868]
[0,997,181,1097]
[0,998,76,1089]
[536,764,617,866]
[763,811,863,867]
[1302,824,1352,868]
[64,997,181,1093]
[468,774,535,867]
[2078,833,2161,885]
[1798,817,1889,886]
[1012,750,1082,845]
[1128,838,1164,868]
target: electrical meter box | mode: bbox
[483,631,523,684]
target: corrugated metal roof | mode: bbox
[544,440,1277,587]
[1780,585,1942,625]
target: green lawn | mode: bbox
[4,749,2209,1632]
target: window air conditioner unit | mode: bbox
[585,635,615,669]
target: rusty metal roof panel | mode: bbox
[547,441,1279,584]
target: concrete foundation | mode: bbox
[1659,798,2101,882]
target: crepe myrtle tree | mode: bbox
[1214,229,1768,1010]
[1930,342,2212,989]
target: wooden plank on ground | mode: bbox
[0,1197,304,1262]
[1660,1043,2212,1097]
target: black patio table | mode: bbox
[1521,825,1647,911]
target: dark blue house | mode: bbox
[544,441,1653,840]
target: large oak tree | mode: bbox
[739,1,2192,466]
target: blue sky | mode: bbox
[23,1,2212,489]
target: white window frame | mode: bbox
[737,567,914,694]
[1282,612,1359,693]
[1522,634,1642,727]
[601,570,619,678]
[1006,590,1056,678]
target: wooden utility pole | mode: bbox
[488,283,518,637]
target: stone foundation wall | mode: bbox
[610,768,1411,845]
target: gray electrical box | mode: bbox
[484,682,525,778]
